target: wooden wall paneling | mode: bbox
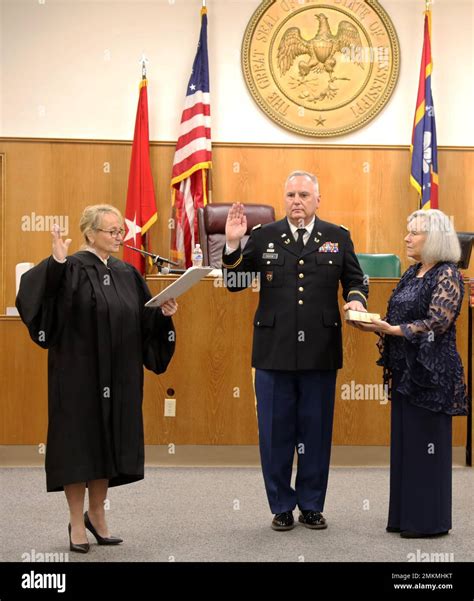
[144,277,259,445]
[0,153,5,312]
[0,278,468,447]
[0,318,48,444]
[1,140,473,310]
[0,140,471,453]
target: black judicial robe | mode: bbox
[16,251,175,492]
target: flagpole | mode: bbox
[140,54,150,271]
[201,0,210,204]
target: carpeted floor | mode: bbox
[1,467,472,563]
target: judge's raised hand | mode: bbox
[159,298,178,317]
[51,223,72,262]
[225,203,247,249]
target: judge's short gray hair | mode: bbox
[80,204,123,245]
[408,209,461,264]
[286,171,320,196]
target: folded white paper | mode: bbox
[145,266,213,307]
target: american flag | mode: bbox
[170,6,212,268]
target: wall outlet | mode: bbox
[164,398,176,417]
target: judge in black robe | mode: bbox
[16,205,176,550]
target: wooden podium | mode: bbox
[0,276,470,449]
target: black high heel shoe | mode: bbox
[68,523,90,554]
[84,511,123,545]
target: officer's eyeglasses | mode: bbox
[95,228,125,238]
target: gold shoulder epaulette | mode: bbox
[252,224,262,231]
[340,224,349,231]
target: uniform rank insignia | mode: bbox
[318,242,339,253]
[265,272,273,282]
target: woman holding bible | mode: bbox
[357,209,468,538]
[16,204,178,553]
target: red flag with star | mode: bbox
[123,78,157,273]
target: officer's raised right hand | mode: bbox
[225,203,247,250]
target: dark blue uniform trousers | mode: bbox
[255,369,337,514]
[388,373,452,534]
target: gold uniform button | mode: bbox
[299,259,304,265]
[329,260,333,264]
[266,261,270,265]
[298,287,304,292]
[299,273,304,279]
[298,300,304,305]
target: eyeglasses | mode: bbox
[95,228,125,238]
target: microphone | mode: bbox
[120,242,180,267]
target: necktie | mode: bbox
[296,228,306,254]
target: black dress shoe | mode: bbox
[84,511,123,545]
[298,510,327,529]
[400,530,449,539]
[68,524,90,554]
[271,511,295,531]
[386,526,401,533]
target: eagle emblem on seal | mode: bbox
[277,13,364,101]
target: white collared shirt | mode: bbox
[84,246,109,267]
[287,216,315,246]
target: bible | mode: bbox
[345,310,381,323]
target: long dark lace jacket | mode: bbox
[377,261,468,415]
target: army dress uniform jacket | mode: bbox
[222,217,368,371]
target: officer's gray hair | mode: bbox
[407,209,461,264]
[286,171,320,196]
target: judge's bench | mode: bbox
[1,274,470,455]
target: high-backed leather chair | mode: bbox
[457,232,474,269]
[356,253,402,277]
[197,203,276,267]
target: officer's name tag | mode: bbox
[262,253,278,259]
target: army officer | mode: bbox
[223,171,368,531]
